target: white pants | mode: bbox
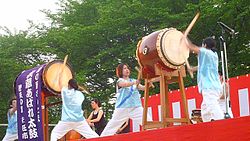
[50,120,99,141]
[2,133,18,141]
[101,107,151,137]
[219,98,234,118]
[201,89,224,122]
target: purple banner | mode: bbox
[15,65,45,141]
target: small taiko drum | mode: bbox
[191,109,203,123]
[42,60,74,95]
[136,28,189,78]
[59,130,82,141]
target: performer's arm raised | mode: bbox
[182,37,200,54]
[9,107,17,116]
[188,41,200,54]
[9,98,17,116]
[118,80,138,88]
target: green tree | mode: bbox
[41,0,249,120]
[0,30,54,137]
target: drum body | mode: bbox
[14,60,74,95]
[59,130,82,141]
[191,109,203,123]
[43,60,74,95]
[136,28,189,78]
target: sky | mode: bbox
[0,0,59,33]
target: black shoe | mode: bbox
[224,113,231,119]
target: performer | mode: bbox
[3,97,18,141]
[101,63,151,137]
[218,71,234,118]
[187,37,224,122]
[116,119,130,134]
[87,99,106,135]
[50,79,99,140]
[2,96,18,141]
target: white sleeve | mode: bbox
[117,78,125,84]
[61,87,67,93]
[61,87,67,99]
[78,91,85,102]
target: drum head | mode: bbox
[158,28,189,67]
[43,60,74,95]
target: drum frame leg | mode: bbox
[142,79,150,131]
[142,64,191,130]
[41,91,49,141]
[42,91,58,141]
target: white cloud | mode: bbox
[0,0,59,33]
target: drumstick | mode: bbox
[177,12,200,75]
[181,12,199,79]
[59,55,68,85]
[78,85,91,95]
[179,38,194,79]
[184,57,194,79]
[135,66,142,88]
[135,66,155,88]
[178,31,194,79]
[135,66,141,80]
[62,55,90,94]
[62,55,68,71]
[184,12,200,37]
[53,55,68,87]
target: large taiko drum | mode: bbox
[136,28,189,78]
[42,60,74,95]
[14,60,74,95]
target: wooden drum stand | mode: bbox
[142,63,191,130]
